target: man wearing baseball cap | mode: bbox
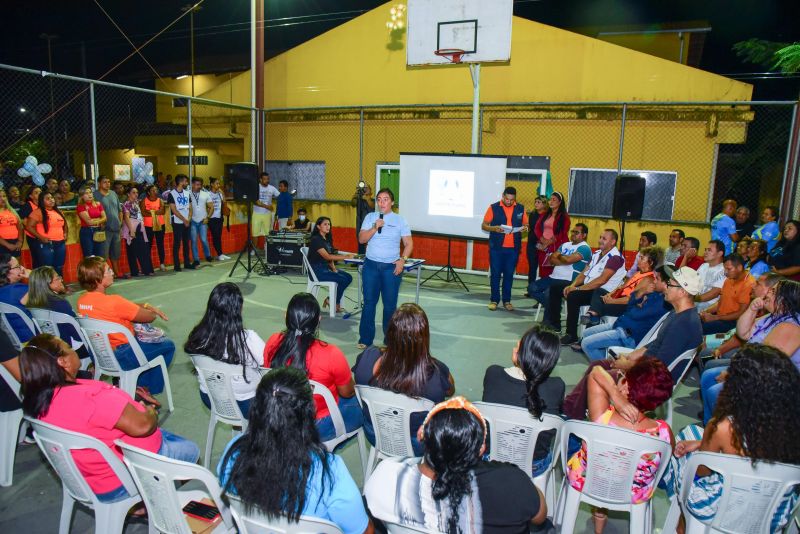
[611,266,703,382]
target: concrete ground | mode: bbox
[0,257,700,533]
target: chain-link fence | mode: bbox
[1,62,797,226]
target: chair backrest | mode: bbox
[189,354,248,427]
[559,420,672,506]
[300,247,319,283]
[25,417,139,506]
[309,380,348,445]
[356,385,434,458]
[636,312,670,348]
[227,495,343,534]
[30,308,94,355]
[385,521,445,534]
[472,401,564,478]
[679,451,800,534]
[116,441,236,534]
[77,316,146,374]
[0,362,21,399]
[668,346,699,390]
[0,302,39,350]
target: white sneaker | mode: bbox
[219,254,231,260]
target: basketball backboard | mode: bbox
[406,0,513,66]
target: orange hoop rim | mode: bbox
[434,48,466,64]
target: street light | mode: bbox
[19,107,26,113]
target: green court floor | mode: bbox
[0,258,700,533]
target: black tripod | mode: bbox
[420,237,469,292]
[229,202,268,277]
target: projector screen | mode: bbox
[399,153,507,240]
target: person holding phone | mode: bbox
[674,237,705,270]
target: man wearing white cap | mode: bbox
[611,266,703,382]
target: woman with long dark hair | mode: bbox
[141,184,167,271]
[122,185,154,277]
[218,367,373,533]
[745,239,770,277]
[19,333,198,504]
[663,345,800,532]
[0,253,34,342]
[365,397,547,533]
[768,220,800,281]
[185,283,265,417]
[307,216,354,314]
[25,191,67,276]
[525,195,550,297]
[264,292,362,441]
[533,192,570,280]
[482,324,564,475]
[19,185,42,266]
[75,185,107,258]
[352,303,455,454]
[0,189,24,257]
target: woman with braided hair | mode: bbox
[662,344,800,533]
[264,292,362,442]
[365,397,547,534]
[481,323,564,476]
[218,367,372,533]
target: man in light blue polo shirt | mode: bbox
[357,188,413,348]
[710,199,739,255]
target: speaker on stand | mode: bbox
[612,174,646,254]
[225,162,270,277]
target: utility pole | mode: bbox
[181,4,202,97]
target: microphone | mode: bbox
[378,213,383,234]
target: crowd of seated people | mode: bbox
[1,195,799,534]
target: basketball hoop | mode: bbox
[434,48,466,64]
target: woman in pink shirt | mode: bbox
[19,333,199,503]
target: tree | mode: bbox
[733,38,800,73]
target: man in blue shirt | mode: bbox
[357,188,413,349]
[710,199,739,255]
[276,180,294,229]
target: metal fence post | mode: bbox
[359,108,364,183]
[617,103,627,173]
[89,82,99,186]
[187,99,193,179]
[780,102,799,220]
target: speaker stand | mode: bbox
[420,237,469,292]
[619,220,627,258]
[229,202,269,278]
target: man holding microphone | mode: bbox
[357,188,413,349]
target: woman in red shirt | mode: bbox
[25,192,68,277]
[264,292,362,442]
[0,190,24,257]
[141,184,166,271]
[76,186,108,258]
[533,192,571,279]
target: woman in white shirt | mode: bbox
[184,282,265,417]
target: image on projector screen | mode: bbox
[428,170,474,218]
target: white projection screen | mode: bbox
[399,153,508,239]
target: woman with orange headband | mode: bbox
[365,397,547,533]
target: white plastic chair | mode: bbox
[661,452,800,534]
[355,385,434,481]
[473,401,564,516]
[30,308,94,371]
[300,246,336,318]
[384,521,445,534]
[311,380,368,476]
[0,363,27,487]
[554,420,673,534]
[0,302,39,350]
[604,311,670,359]
[24,417,145,534]
[227,495,343,534]
[77,316,174,415]
[116,441,237,534]
[189,354,249,468]
[663,346,700,427]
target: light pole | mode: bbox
[40,33,58,173]
[181,4,202,97]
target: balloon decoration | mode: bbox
[17,155,52,186]
[132,157,154,185]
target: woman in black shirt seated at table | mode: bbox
[307,216,354,314]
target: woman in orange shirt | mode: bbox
[19,185,42,267]
[0,190,24,257]
[25,192,68,277]
[140,184,166,271]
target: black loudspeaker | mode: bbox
[612,174,646,220]
[226,162,259,202]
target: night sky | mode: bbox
[1,0,798,98]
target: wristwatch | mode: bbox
[402,256,409,262]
